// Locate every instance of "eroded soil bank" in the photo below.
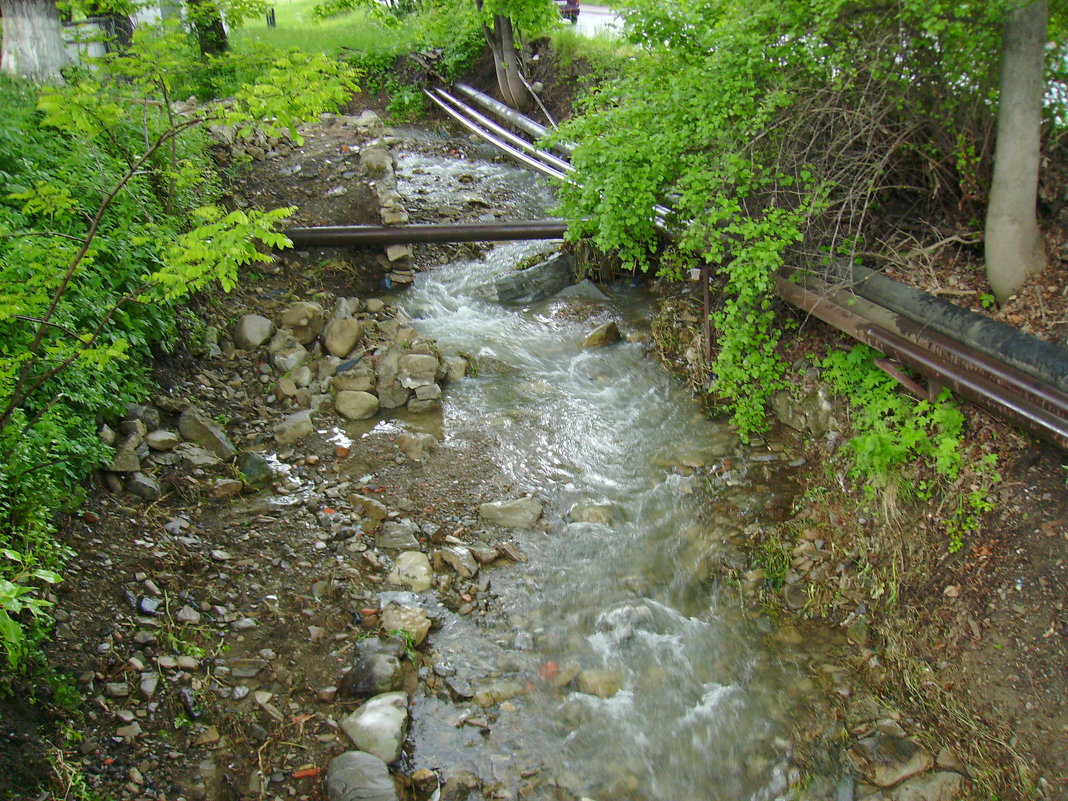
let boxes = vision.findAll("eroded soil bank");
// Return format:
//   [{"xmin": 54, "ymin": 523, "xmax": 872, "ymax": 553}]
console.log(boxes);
[{"xmin": 2, "ymin": 93, "xmax": 1065, "ymax": 801}]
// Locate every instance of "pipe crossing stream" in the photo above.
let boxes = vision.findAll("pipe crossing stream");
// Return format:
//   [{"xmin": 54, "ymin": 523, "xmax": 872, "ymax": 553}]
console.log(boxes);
[{"xmin": 383, "ymin": 141, "xmax": 837, "ymax": 800}]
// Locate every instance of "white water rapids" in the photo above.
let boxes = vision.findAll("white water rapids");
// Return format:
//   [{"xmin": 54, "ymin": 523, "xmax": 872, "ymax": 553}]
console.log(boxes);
[{"xmin": 385, "ymin": 143, "xmax": 823, "ymax": 801}]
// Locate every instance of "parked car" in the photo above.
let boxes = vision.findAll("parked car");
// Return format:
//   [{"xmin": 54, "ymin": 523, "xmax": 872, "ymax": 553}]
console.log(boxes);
[{"xmin": 556, "ymin": 0, "xmax": 579, "ymax": 23}]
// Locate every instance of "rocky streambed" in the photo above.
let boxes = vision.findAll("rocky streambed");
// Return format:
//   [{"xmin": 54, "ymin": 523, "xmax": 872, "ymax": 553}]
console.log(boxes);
[{"xmin": 31, "ymin": 111, "xmax": 982, "ymax": 801}]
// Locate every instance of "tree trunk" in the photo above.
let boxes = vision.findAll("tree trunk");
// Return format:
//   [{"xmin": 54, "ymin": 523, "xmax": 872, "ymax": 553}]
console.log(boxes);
[
  {"xmin": 474, "ymin": 0, "xmax": 530, "ymax": 112},
  {"xmin": 0, "ymin": 0, "xmax": 71, "ymax": 81},
  {"xmin": 985, "ymin": 0, "xmax": 1047, "ymax": 302},
  {"xmin": 495, "ymin": 15, "xmax": 530, "ymax": 113},
  {"xmin": 187, "ymin": 0, "xmax": 229, "ymax": 56}
]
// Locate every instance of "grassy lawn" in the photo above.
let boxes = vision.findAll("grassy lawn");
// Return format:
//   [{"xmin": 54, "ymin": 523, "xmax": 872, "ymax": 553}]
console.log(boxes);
[{"xmin": 233, "ymin": 0, "xmax": 417, "ymax": 58}]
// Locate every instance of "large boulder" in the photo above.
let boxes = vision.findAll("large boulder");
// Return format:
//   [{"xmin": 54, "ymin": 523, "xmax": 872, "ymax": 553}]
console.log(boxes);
[
  {"xmin": 478, "ymin": 497, "xmax": 543, "ymax": 528},
  {"xmin": 280, "ymin": 301, "xmax": 326, "ymax": 344},
  {"xmin": 326, "ymin": 751, "xmax": 397, "ymax": 801},
  {"xmin": 387, "ymin": 551, "xmax": 433, "ymax": 592},
  {"xmin": 582, "ymin": 320, "xmax": 621, "ymax": 348},
  {"xmin": 233, "ymin": 314, "xmax": 275, "ymax": 350},
  {"xmin": 325, "ymin": 318, "xmax": 365, "ymax": 358},
  {"xmin": 336, "ymin": 391, "xmax": 380, "ymax": 421},
  {"xmin": 178, "ymin": 408, "xmax": 235, "ymax": 461},
  {"xmin": 340, "ymin": 692, "xmax": 408, "ymax": 764},
  {"xmin": 492, "ymin": 252, "xmax": 573, "ymax": 303}
]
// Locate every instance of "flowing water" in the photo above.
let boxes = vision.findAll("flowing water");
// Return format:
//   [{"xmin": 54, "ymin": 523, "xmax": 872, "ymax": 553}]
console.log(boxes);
[{"xmin": 390, "ymin": 145, "xmax": 824, "ymax": 801}]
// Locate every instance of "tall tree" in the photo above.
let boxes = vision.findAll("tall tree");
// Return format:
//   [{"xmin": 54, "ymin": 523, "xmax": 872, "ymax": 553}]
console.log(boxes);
[
  {"xmin": 0, "ymin": 0, "xmax": 71, "ymax": 81},
  {"xmin": 476, "ymin": 0, "xmax": 529, "ymax": 111},
  {"xmin": 985, "ymin": 0, "xmax": 1048, "ymax": 302},
  {"xmin": 473, "ymin": 0, "xmax": 556, "ymax": 111},
  {"xmin": 187, "ymin": 0, "xmax": 230, "ymax": 56}
]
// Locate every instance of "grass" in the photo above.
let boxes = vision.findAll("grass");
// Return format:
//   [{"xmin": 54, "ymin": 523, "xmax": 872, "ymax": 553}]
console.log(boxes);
[{"xmin": 232, "ymin": 0, "xmax": 417, "ymax": 58}]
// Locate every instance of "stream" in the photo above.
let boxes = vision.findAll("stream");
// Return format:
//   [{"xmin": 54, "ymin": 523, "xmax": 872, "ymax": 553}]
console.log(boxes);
[{"xmin": 387, "ymin": 143, "xmax": 829, "ymax": 800}]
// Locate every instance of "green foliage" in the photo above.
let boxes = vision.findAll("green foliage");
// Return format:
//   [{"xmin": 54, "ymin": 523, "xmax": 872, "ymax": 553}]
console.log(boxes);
[
  {"xmin": 821, "ymin": 344, "xmax": 999, "ymax": 550},
  {"xmin": 0, "ymin": 26, "xmax": 358, "ymax": 672},
  {"xmin": 385, "ymin": 84, "xmax": 428, "ymax": 122},
  {"xmin": 387, "ymin": 628, "xmax": 419, "ymax": 665},
  {"xmin": 0, "ymin": 549, "xmax": 60, "ymax": 668},
  {"xmin": 553, "ymin": 0, "xmax": 1049, "ymax": 438},
  {"xmin": 822, "ymin": 345, "xmax": 966, "ymax": 485}
]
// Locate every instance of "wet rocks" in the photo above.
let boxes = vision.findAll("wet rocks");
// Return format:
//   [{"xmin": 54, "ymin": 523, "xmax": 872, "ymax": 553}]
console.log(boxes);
[
  {"xmin": 327, "ymin": 751, "xmax": 398, "ymax": 801},
  {"xmin": 491, "ymin": 251, "xmax": 574, "ymax": 304},
  {"xmin": 566, "ymin": 499, "xmax": 615, "ymax": 525},
  {"xmin": 379, "ymin": 602, "xmax": 431, "ymax": 644},
  {"xmin": 472, "ymin": 680, "xmax": 525, "ymax": 708},
  {"xmin": 576, "ymin": 668, "xmax": 623, "ymax": 698},
  {"xmin": 582, "ymin": 320, "xmax": 621, "ymax": 348},
  {"xmin": 848, "ymin": 733, "xmax": 933, "ymax": 787},
  {"xmin": 339, "ymin": 638, "xmax": 407, "ymax": 697},
  {"xmin": 340, "ymin": 692, "xmax": 409, "ymax": 763},
  {"xmin": 478, "ymin": 496, "xmax": 543, "ymax": 528}
]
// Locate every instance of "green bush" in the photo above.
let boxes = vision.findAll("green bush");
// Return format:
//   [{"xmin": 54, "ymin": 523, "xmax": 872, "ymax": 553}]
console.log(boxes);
[
  {"xmin": 0, "ymin": 36, "xmax": 358, "ymax": 672},
  {"xmin": 820, "ymin": 343, "xmax": 998, "ymax": 551}
]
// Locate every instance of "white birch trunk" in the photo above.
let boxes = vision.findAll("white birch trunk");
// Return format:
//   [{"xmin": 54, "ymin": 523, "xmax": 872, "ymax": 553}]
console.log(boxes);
[{"xmin": 0, "ymin": 0, "xmax": 71, "ymax": 82}]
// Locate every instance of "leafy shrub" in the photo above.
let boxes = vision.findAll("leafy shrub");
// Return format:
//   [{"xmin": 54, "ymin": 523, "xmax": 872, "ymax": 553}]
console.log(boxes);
[
  {"xmin": 0, "ymin": 35, "xmax": 358, "ymax": 671},
  {"xmin": 820, "ymin": 344, "xmax": 998, "ymax": 551}
]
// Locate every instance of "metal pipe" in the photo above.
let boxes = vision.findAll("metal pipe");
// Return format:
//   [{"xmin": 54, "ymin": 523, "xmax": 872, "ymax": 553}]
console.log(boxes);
[
  {"xmin": 434, "ymin": 89, "xmax": 574, "ymax": 174},
  {"xmin": 782, "ymin": 268, "xmax": 1068, "ymax": 420},
  {"xmin": 284, "ymin": 220, "xmax": 569, "ymax": 246},
  {"xmin": 864, "ymin": 324, "xmax": 1068, "ymax": 451},
  {"xmin": 775, "ymin": 273, "xmax": 1068, "ymax": 450},
  {"xmin": 453, "ymin": 82, "xmax": 575, "ymax": 153},
  {"xmin": 445, "ymin": 86, "xmax": 674, "ymax": 225},
  {"xmin": 837, "ymin": 263, "xmax": 1068, "ymax": 394},
  {"xmin": 423, "ymin": 90, "xmax": 573, "ymax": 184}
]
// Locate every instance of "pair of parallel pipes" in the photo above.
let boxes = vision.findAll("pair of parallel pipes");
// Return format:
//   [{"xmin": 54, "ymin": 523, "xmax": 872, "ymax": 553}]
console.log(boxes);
[{"xmin": 284, "ymin": 82, "xmax": 1068, "ymax": 450}]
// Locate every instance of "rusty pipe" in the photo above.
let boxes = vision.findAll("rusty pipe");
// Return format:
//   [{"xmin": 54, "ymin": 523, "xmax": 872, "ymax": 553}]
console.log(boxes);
[
  {"xmin": 775, "ymin": 273, "xmax": 1068, "ymax": 450},
  {"xmin": 284, "ymin": 220, "xmax": 569, "ymax": 246},
  {"xmin": 782, "ymin": 268, "xmax": 1068, "ymax": 420},
  {"xmin": 863, "ymin": 324, "xmax": 1068, "ymax": 450}
]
